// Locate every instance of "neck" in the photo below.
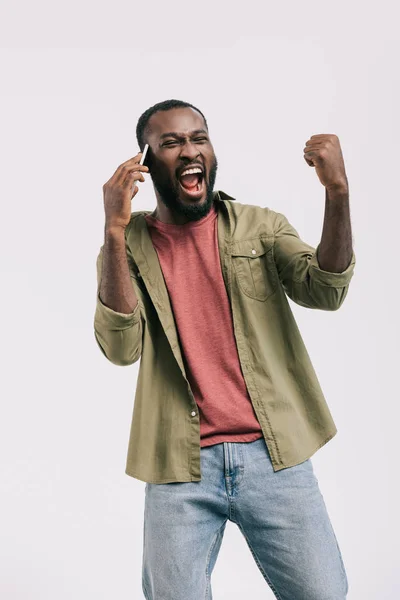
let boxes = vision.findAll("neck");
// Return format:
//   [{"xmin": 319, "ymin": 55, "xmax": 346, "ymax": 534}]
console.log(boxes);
[{"xmin": 153, "ymin": 203, "xmax": 192, "ymax": 225}]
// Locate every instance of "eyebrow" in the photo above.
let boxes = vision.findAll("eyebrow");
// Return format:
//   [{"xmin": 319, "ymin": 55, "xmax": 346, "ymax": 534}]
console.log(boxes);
[{"xmin": 159, "ymin": 129, "xmax": 208, "ymax": 141}]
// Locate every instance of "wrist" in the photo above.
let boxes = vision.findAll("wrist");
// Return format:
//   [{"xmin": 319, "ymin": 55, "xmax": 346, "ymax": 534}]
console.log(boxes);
[
  {"xmin": 105, "ymin": 223, "xmax": 127, "ymax": 237},
  {"xmin": 325, "ymin": 180, "xmax": 349, "ymax": 196}
]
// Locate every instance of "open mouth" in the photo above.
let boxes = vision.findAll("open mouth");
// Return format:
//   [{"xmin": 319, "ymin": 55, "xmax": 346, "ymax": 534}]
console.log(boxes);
[{"xmin": 178, "ymin": 170, "xmax": 205, "ymax": 199}]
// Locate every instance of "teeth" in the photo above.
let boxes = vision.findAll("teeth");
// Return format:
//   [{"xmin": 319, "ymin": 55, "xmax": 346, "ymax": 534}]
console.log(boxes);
[{"xmin": 180, "ymin": 167, "xmax": 203, "ymax": 177}]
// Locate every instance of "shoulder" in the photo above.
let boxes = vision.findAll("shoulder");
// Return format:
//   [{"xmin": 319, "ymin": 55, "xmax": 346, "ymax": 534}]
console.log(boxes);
[
  {"xmin": 125, "ymin": 210, "xmax": 153, "ymax": 235},
  {"xmin": 225, "ymin": 198, "xmax": 287, "ymax": 236}
]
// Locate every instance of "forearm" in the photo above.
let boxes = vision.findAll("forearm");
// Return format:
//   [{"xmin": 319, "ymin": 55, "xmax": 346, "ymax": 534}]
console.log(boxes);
[
  {"xmin": 317, "ymin": 185, "xmax": 353, "ymax": 273},
  {"xmin": 99, "ymin": 226, "xmax": 138, "ymax": 314}
]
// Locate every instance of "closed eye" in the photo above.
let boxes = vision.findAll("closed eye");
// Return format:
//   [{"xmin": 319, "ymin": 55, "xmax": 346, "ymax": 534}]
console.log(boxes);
[{"xmin": 163, "ymin": 137, "xmax": 208, "ymax": 147}]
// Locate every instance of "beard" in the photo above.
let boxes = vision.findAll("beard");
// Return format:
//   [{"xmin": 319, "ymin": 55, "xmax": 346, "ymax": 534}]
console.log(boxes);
[{"xmin": 150, "ymin": 155, "xmax": 219, "ymax": 222}]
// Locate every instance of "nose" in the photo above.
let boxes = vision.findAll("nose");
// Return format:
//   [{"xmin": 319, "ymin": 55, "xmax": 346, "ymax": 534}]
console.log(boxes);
[{"xmin": 179, "ymin": 141, "xmax": 201, "ymax": 161}]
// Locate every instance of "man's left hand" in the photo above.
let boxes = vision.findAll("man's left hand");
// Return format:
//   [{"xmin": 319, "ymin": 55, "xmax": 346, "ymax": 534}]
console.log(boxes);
[{"xmin": 304, "ymin": 134, "xmax": 348, "ymax": 192}]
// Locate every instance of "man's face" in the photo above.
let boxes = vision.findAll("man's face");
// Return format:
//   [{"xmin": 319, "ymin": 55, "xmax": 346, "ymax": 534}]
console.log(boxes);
[{"xmin": 144, "ymin": 107, "xmax": 218, "ymax": 221}]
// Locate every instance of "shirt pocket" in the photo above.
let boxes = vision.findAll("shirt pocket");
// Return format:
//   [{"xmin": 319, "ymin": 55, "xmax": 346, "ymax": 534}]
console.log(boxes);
[{"xmin": 230, "ymin": 237, "xmax": 277, "ymax": 301}]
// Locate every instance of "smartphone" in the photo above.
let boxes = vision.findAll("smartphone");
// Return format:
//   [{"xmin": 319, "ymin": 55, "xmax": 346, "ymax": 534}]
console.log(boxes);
[
  {"xmin": 140, "ymin": 143, "xmax": 149, "ymax": 166},
  {"xmin": 133, "ymin": 143, "xmax": 149, "ymax": 195}
]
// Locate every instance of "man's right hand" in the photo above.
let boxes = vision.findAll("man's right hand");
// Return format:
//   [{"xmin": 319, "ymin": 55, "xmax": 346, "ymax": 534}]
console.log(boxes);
[{"xmin": 102, "ymin": 152, "xmax": 150, "ymax": 230}]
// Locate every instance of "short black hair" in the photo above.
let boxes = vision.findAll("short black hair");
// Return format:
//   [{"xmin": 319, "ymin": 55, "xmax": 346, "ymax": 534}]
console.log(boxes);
[{"xmin": 136, "ymin": 99, "xmax": 208, "ymax": 151}]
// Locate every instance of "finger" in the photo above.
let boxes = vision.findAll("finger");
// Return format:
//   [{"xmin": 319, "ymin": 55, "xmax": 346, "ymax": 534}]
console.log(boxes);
[
  {"xmin": 122, "ymin": 170, "xmax": 145, "ymax": 187},
  {"xmin": 303, "ymin": 147, "xmax": 323, "ymax": 156},
  {"xmin": 124, "ymin": 153, "xmax": 148, "ymax": 166},
  {"xmin": 131, "ymin": 184, "xmax": 140, "ymax": 200},
  {"xmin": 304, "ymin": 142, "xmax": 328, "ymax": 151},
  {"xmin": 308, "ymin": 134, "xmax": 332, "ymax": 140},
  {"xmin": 116, "ymin": 164, "xmax": 149, "ymax": 186},
  {"xmin": 119, "ymin": 163, "xmax": 149, "ymax": 177},
  {"xmin": 121, "ymin": 152, "xmax": 144, "ymax": 165},
  {"xmin": 107, "ymin": 154, "xmax": 141, "ymax": 180},
  {"xmin": 304, "ymin": 144, "xmax": 328, "ymax": 156},
  {"xmin": 130, "ymin": 175, "xmax": 145, "ymax": 198},
  {"xmin": 304, "ymin": 151, "xmax": 326, "ymax": 167},
  {"xmin": 109, "ymin": 154, "xmax": 149, "ymax": 184}
]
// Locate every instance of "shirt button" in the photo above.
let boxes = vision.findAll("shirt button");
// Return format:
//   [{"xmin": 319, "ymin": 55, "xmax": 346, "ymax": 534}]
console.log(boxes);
[
  {"xmin": 191, "ymin": 411, "xmax": 196, "ymax": 417},
  {"xmin": 251, "ymin": 249, "xmax": 256, "ymax": 255}
]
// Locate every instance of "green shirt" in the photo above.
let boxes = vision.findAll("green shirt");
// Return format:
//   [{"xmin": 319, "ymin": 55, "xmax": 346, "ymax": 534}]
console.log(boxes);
[{"xmin": 94, "ymin": 190, "xmax": 356, "ymax": 483}]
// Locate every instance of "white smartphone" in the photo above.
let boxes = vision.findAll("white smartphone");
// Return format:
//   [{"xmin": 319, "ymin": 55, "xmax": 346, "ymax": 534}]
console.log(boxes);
[
  {"xmin": 140, "ymin": 143, "xmax": 149, "ymax": 166},
  {"xmin": 133, "ymin": 143, "xmax": 149, "ymax": 195}
]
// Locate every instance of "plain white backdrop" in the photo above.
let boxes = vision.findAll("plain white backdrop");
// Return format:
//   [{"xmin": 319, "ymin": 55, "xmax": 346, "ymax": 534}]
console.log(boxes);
[{"xmin": 1, "ymin": 1, "xmax": 399, "ymax": 598}]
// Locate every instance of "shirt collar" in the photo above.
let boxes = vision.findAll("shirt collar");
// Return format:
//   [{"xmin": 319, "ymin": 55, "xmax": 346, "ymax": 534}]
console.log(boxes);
[{"xmin": 214, "ymin": 190, "xmax": 236, "ymax": 202}]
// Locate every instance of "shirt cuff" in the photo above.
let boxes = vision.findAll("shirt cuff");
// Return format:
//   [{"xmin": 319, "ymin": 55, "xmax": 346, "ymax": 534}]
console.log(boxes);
[
  {"xmin": 95, "ymin": 292, "xmax": 142, "ymax": 329},
  {"xmin": 308, "ymin": 246, "xmax": 356, "ymax": 287}
]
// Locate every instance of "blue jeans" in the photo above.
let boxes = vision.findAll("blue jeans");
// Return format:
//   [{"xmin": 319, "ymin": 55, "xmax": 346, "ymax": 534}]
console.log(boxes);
[{"xmin": 142, "ymin": 437, "xmax": 348, "ymax": 599}]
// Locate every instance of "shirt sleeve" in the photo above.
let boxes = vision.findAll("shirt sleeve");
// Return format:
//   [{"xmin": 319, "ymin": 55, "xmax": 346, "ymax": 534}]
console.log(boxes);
[
  {"xmin": 93, "ymin": 240, "xmax": 143, "ymax": 365},
  {"xmin": 271, "ymin": 210, "xmax": 356, "ymax": 311}
]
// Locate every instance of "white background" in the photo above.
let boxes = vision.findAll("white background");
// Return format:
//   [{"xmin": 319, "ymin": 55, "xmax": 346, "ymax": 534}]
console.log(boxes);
[{"xmin": 1, "ymin": 1, "xmax": 399, "ymax": 598}]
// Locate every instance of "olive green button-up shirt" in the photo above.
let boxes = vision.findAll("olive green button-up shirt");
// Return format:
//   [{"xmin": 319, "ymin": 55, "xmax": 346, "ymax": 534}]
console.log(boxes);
[{"xmin": 94, "ymin": 190, "xmax": 356, "ymax": 484}]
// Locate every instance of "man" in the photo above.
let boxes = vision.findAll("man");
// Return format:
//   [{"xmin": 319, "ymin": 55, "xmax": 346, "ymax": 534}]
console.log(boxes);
[{"xmin": 94, "ymin": 99, "xmax": 355, "ymax": 600}]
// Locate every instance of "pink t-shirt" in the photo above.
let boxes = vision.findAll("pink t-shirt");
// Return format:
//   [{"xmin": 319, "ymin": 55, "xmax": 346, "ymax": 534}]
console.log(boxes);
[{"xmin": 144, "ymin": 202, "xmax": 263, "ymax": 447}]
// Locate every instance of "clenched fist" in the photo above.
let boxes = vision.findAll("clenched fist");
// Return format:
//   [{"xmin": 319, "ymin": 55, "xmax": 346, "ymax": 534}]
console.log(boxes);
[{"xmin": 304, "ymin": 134, "xmax": 348, "ymax": 192}]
